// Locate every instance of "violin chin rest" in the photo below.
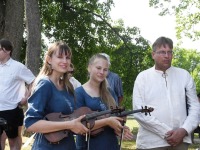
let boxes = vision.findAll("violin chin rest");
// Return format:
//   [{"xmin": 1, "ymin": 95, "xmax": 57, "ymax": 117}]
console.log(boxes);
[{"xmin": 44, "ymin": 130, "xmax": 69, "ymax": 143}]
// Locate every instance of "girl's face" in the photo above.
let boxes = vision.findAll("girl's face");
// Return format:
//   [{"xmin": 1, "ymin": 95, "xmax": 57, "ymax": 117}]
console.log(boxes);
[
  {"xmin": 88, "ymin": 58, "xmax": 109, "ymax": 83},
  {"xmin": 47, "ymin": 49, "xmax": 71, "ymax": 75}
]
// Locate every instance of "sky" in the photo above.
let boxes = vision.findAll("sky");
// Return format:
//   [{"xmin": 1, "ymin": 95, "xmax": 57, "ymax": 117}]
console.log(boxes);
[{"xmin": 110, "ymin": 0, "xmax": 200, "ymax": 51}]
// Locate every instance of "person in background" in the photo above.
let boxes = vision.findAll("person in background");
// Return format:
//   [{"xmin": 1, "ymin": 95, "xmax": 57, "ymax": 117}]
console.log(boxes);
[
  {"xmin": 1, "ymin": 88, "xmax": 29, "ymax": 150},
  {"xmin": 0, "ymin": 39, "xmax": 35, "ymax": 150},
  {"xmin": 195, "ymin": 93, "xmax": 200, "ymax": 150},
  {"xmin": 100, "ymin": 53, "xmax": 123, "ymax": 106},
  {"xmin": 132, "ymin": 36, "xmax": 200, "ymax": 150},
  {"xmin": 75, "ymin": 53, "xmax": 133, "ymax": 150},
  {"xmin": 24, "ymin": 41, "xmax": 88, "ymax": 150},
  {"xmin": 68, "ymin": 63, "xmax": 81, "ymax": 89}
]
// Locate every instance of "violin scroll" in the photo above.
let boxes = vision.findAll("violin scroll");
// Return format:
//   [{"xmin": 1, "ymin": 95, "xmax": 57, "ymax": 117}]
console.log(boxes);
[{"xmin": 141, "ymin": 106, "xmax": 154, "ymax": 116}]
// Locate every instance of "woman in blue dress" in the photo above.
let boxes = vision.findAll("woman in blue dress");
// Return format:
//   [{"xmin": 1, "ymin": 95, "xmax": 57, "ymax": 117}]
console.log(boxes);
[
  {"xmin": 24, "ymin": 41, "xmax": 88, "ymax": 150},
  {"xmin": 75, "ymin": 54, "xmax": 133, "ymax": 150}
]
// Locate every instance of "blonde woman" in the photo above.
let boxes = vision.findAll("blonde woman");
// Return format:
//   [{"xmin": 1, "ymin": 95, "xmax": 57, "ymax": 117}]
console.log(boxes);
[{"xmin": 75, "ymin": 54, "xmax": 133, "ymax": 150}]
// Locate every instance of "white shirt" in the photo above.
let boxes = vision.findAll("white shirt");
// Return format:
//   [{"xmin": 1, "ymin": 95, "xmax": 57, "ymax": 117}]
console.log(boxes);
[
  {"xmin": 132, "ymin": 66, "xmax": 200, "ymax": 149},
  {"xmin": 0, "ymin": 58, "xmax": 35, "ymax": 110},
  {"xmin": 69, "ymin": 77, "xmax": 81, "ymax": 89}
]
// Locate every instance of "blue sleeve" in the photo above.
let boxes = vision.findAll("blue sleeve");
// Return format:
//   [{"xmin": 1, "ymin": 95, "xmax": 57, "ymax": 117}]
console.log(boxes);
[
  {"xmin": 75, "ymin": 87, "xmax": 86, "ymax": 108},
  {"xmin": 114, "ymin": 75, "xmax": 123, "ymax": 97},
  {"xmin": 24, "ymin": 79, "xmax": 52, "ymax": 128}
]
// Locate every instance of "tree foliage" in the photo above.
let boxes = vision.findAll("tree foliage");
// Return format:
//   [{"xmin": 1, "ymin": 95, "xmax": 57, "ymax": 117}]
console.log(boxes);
[
  {"xmin": 172, "ymin": 48, "xmax": 200, "ymax": 93},
  {"xmin": 0, "ymin": 0, "xmax": 152, "ymax": 109},
  {"xmin": 38, "ymin": 0, "xmax": 152, "ymax": 109},
  {"xmin": 2, "ymin": 0, "xmax": 200, "ymax": 110},
  {"xmin": 149, "ymin": 0, "xmax": 200, "ymax": 40}
]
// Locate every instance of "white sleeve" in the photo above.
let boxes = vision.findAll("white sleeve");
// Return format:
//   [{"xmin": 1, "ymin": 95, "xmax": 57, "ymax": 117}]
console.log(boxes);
[
  {"xmin": 181, "ymin": 73, "xmax": 200, "ymax": 134},
  {"xmin": 132, "ymin": 73, "xmax": 172, "ymax": 139}
]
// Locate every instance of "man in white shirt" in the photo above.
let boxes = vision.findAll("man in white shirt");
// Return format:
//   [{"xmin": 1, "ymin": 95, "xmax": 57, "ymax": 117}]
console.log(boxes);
[
  {"xmin": 68, "ymin": 63, "xmax": 81, "ymax": 89},
  {"xmin": 0, "ymin": 39, "xmax": 35, "ymax": 150},
  {"xmin": 132, "ymin": 36, "xmax": 200, "ymax": 150}
]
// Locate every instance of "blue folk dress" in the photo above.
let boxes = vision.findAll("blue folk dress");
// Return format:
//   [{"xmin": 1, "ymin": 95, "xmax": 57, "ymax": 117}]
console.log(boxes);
[
  {"xmin": 75, "ymin": 86, "xmax": 119, "ymax": 150},
  {"xmin": 24, "ymin": 77, "xmax": 76, "ymax": 150}
]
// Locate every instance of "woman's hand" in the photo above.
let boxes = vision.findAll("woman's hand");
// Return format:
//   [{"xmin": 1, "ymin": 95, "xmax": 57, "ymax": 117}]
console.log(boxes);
[
  {"xmin": 68, "ymin": 115, "xmax": 89, "ymax": 135},
  {"xmin": 121, "ymin": 126, "xmax": 134, "ymax": 140},
  {"xmin": 105, "ymin": 117, "xmax": 124, "ymax": 133},
  {"xmin": 115, "ymin": 125, "xmax": 133, "ymax": 140}
]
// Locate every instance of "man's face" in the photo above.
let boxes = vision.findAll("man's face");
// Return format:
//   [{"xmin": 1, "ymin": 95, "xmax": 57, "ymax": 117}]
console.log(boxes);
[
  {"xmin": 152, "ymin": 45, "xmax": 173, "ymax": 72},
  {"xmin": 0, "ymin": 47, "xmax": 10, "ymax": 63}
]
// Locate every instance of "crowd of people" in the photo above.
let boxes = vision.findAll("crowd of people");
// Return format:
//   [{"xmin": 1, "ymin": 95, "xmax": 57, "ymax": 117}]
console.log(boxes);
[{"xmin": 0, "ymin": 36, "xmax": 200, "ymax": 150}]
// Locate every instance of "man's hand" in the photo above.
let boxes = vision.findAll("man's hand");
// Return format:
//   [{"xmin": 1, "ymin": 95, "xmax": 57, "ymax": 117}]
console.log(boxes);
[
  {"xmin": 165, "ymin": 128, "xmax": 187, "ymax": 147},
  {"xmin": 19, "ymin": 97, "xmax": 28, "ymax": 106},
  {"xmin": 18, "ymin": 86, "xmax": 29, "ymax": 107}
]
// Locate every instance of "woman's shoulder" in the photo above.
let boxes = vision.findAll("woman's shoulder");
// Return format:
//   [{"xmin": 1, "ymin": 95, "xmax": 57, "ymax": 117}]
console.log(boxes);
[
  {"xmin": 75, "ymin": 86, "xmax": 84, "ymax": 93},
  {"xmin": 34, "ymin": 76, "xmax": 53, "ymax": 90},
  {"xmin": 37, "ymin": 76, "xmax": 51, "ymax": 84},
  {"xmin": 75, "ymin": 86, "xmax": 92, "ymax": 98}
]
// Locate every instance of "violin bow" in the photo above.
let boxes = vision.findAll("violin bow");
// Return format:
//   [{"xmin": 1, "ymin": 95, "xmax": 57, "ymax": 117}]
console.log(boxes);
[
  {"xmin": 86, "ymin": 130, "xmax": 91, "ymax": 150},
  {"xmin": 119, "ymin": 120, "xmax": 126, "ymax": 150}
]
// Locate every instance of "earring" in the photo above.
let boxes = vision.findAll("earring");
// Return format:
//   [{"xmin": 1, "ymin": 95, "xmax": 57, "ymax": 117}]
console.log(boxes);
[{"xmin": 47, "ymin": 63, "xmax": 53, "ymax": 73}]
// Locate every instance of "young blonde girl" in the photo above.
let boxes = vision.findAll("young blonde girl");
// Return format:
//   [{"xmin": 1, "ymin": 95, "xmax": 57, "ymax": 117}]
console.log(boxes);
[{"xmin": 75, "ymin": 54, "xmax": 133, "ymax": 150}]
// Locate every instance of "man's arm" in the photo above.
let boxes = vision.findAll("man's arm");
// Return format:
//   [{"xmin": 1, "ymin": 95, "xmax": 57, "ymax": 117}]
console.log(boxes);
[
  {"xmin": 116, "ymin": 75, "xmax": 123, "ymax": 105},
  {"xmin": 181, "ymin": 73, "xmax": 200, "ymax": 134},
  {"xmin": 19, "ymin": 82, "xmax": 34, "ymax": 106},
  {"xmin": 133, "ymin": 73, "xmax": 172, "ymax": 139}
]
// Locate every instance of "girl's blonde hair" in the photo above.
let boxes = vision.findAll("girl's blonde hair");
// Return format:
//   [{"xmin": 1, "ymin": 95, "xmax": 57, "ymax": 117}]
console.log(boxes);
[
  {"xmin": 33, "ymin": 41, "xmax": 74, "ymax": 95},
  {"xmin": 88, "ymin": 53, "xmax": 116, "ymax": 108}
]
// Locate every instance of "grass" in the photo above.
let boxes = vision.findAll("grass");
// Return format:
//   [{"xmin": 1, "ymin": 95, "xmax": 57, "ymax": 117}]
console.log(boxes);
[
  {"xmin": 121, "ymin": 118, "xmax": 138, "ymax": 150},
  {"xmin": 5, "ymin": 118, "xmax": 200, "ymax": 150}
]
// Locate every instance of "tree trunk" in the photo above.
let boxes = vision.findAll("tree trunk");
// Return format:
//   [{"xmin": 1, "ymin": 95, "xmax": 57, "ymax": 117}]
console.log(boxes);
[
  {"xmin": 3, "ymin": 0, "xmax": 24, "ymax": 60},
  {"xmin": 25, "ymin": 0, "xmax": 41, "ymax": 75},
  {"xmin": 0, "ymin": 0, "xmax": 6, "ymax": 39}
]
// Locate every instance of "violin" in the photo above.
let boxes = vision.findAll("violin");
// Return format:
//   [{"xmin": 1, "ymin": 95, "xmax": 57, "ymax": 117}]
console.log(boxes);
[
  {"xmin": 44, "ymin": 106, "xmax": 154, "ymax": 143},
  {"xmin": 44, "ymin": 106, "xmax": 124, "ymax": 143}
]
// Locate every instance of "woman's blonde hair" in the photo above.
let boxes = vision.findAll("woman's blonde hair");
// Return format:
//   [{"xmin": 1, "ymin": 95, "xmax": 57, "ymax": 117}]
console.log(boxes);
[
  {"xmin": 88, "ymin": 53, "xmax": 116, "ymax": 108},
  {"xmin": 33, "ymin": 41, "xmax": 74, "ymax": 95}
]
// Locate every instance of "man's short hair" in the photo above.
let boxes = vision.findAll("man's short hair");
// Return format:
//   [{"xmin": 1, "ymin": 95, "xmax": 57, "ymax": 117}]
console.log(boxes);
[
  {"xmin": 152, "ymin": 36, "xmax": 173, "ymax": 52},
  {"xmin": 0, "ymin": 39, "xmax": 13, "ymax": 56}
]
